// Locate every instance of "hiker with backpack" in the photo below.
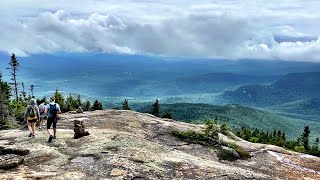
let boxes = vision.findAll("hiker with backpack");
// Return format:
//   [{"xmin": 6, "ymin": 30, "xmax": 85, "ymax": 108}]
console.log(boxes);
[
  {"xmin": 45, "ymin": 96, "xmax": 61, "ymax": 143},
  {"xmin": 24, "ymin": 99, "xmax": 40, "ymax": 138},
  {"xmin": 38, "ymin": 100, "xmax": 47, "ymax": 130}
]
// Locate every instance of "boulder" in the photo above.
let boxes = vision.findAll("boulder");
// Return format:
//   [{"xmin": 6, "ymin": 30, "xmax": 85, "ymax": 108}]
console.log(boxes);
[
  {"xmin": 76, "ymin": 107, "xmax": 84, "ymax": 113},
  {"xmin": 0, "ymin": 146, "xmax": 30, "ymax": 170},
  {"xmin": 0, "ymin": 146, "xmax": 30, "ymax": 156},
  {"xmin": 0, "ymin": 154, "xmax": 24, "ymax": 170},
  {"xmin": 218, "ymin": 146, "xmax": 240, "ymax": 161}
]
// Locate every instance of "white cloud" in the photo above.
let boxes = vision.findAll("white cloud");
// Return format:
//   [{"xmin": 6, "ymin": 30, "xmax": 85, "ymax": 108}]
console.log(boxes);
[{"xmin": 0, "ymin": 0, "xmax": 320, "ymax": 61}]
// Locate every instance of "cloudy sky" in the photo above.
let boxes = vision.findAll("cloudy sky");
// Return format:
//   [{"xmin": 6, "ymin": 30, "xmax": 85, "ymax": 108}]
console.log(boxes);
[{"xmin": 0, "ymin": 0, "xmax": 319, "ymax": 61}]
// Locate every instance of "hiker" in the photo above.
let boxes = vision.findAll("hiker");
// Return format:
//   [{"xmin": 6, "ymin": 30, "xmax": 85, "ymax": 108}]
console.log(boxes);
[
  {"xmin": 45, "ymin": 96, "xmax": 61, "ymax": 143},
  {"xmin": 24, "ymin": 98, "xmax": 40, "ymax": 138},
  {"xmin": 38, "ymin": 100, "xmax": 47, "ymax": 130}
]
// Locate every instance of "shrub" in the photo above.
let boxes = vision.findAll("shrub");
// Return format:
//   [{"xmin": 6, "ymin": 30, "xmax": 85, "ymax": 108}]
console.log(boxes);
[
  {"xmin": 171, "ymin": 130, "xmax": 207, "ymax": 145},
  {"xmin": 162, "ymin": 111, "xmax": 172, "ymax": 119},
  {"xmin": 294, "ymin": 145, "xmax": 305, "ymax": 153},
  {"xmin": 204, "ymin": 120, "xmax": 219, "ymax": 140},
  {"xmin": 220, "ymin": 123, "xmax": 231, "ymax": 136}
]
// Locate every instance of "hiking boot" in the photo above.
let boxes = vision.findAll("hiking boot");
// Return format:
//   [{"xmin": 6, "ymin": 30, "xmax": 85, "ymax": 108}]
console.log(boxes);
[
  {"xmin": 53, "ymin": 136, "xmax": 56, "ymax": 139},
  {"xmin": 32, "ymin": 135, "xmax": 35, "ymax": 138},
  {"xmin": 48, "ymin": 135, "xmax": 53, "ymax": 143},
  {"xmin": 28, "ymin": 133, "xmax": 32, "ymax": 137}
]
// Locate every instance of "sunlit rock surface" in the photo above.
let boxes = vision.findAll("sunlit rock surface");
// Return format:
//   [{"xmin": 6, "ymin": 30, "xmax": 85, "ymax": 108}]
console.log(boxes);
[{"xmin": 0, "ymin": 110, "xmax": 319, "ymax": 179}]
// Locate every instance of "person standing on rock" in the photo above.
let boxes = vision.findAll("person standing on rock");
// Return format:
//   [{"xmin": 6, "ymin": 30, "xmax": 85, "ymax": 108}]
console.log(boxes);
[
  {"xmin": 38, "ymin": 100, "xmax": 47, "ymax": 130},
  {"xmin": 45, "ymin": 96, "xmax": 61, "ymax": 143},
  {"xmin": 24, "ymin": 99, "xmax": 40, "ymax": 138}
]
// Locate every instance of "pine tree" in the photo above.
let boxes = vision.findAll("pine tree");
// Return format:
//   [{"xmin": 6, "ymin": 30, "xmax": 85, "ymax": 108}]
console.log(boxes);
[
  {"xmin": 8, "ymin": 53, "xmax": 19, "ymax": 102},
  {"xmin": 30, "ymin": 84, "xmax": 34, "ymax": 97},
  {"xmin": 151, "ymin": 99, "xmax": 160, "ymax": 117},
  {"xmin": 76, "ymin": 95, "xmax": 82, "ymax": 107},
  {"xmin": 122, "ymin": 99, "xmax": 131, "ymax": 110},
  {"xmin": 21, "ymin": 82, "xmax": 26, "ymax": 102},
  {"xmin": 84, "ymin": 100, "xmax": 91, "ymax": 111},
  {"xmin": 162, "ymin": 109, "xmax": 172, "ymax": 119},
  {"xmin": 0, "ymin": 73, "xmax": 11, "ymax": 129},
  {"xmin": 91, "ymin": 100, "xmax": 102, "ymax": 110},
  {"xmin": 66, "ymin": 93, "xmax": 74, "ymax": 111},
  {"xmin": 54, "ymin": 88, "xmax": 65, "ymax": 112},
  {"xmin": 302, "ymin": 126, "xmax": 311, "ymax": 151}
]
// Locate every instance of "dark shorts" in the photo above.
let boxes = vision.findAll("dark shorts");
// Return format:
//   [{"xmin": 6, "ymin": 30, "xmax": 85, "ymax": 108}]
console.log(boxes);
[
  {"xmin": 28, "ymin": 119, "xmax": 37, "ymax": 123},
  {"xmin": 47, "ymin": 118, "xmax": 58, "ymax": 129},
  {"xmin": 40, "ymin": 113, "xmax": 47, "ymax": 120}
]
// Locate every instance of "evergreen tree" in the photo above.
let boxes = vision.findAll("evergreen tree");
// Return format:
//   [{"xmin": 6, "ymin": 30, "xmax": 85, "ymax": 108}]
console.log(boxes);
[
  {"xmin": 122, "ymin": 99, "xmax": 131, "ymax": 110},
  {"xmin": 204, "ymin": 120, "xmax": 219, "ymax": 140},
  {"xmin": 8, "ymin": 53, "xmax": 19, "ymax": 102},
  {"xmin": 162, "ymin": 110, "xmax": 172, "ymax": 119},
  {"xmin": 302, "ymin": 126, "xmax": 311, "ymax": 151},
  {"xmin": 151, "ymin": 99, "xmax": 160, "ymax": 117},
  {"xmin": 65, "ymin": 93, "xmax": 75, "ymax": 111},
  {"xmin": 220, "ymin": 123, "xmax": 230, "ymax": 136},
  {"xmin": 310, "ymin": 138, "xmax": 320, "ymax": 156},
  {"xmin": 76, "ymin": 95, "xmax": 82, "ymax": 107},
  {"xmin": 0, "ymin": 73, "xmax": 11, "ymax": 129},
  {"xmin": 91, "ymin": 100, "xmax": 102, "ymax": 110},
  {"xmin": 273, "ymin": 130, "xmax": 277, "ymax": 137},
  {"xmin": 21, "ymin": 82, "xmax": 26, "ymax": 102},
  {"xmin": 30, "ymin": 84, "xmax": 34, "ymax": 97},
  {"xmin": 54, "ymin": 88, "xmax": 66, "ymax": 112},
  {"xmin": 84, "ymin": 100, "xmax": 91, "ymax": 111},
  {"xmin": 282, "ymin": 132, "xmax": 286, "ymax": 141}
]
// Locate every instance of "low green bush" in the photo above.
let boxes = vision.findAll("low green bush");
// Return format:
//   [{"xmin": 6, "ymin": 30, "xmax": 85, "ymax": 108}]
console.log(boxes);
[{"xmin": 294, "ymin": 145, "xmax": 305, "ymax": 153}]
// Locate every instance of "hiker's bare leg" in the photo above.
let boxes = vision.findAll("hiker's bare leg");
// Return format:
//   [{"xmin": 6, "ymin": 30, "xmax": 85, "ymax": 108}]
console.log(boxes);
[
  {"xmin": 27, "ymin": 122, "xmax": 32, "ymax": 133},
  {"xmin": 43, "ymin": 119, "xmax": 47, "ymax": 126},
  {"xmin": 47, "ymin": 128, "xmax": 53, "ymax": 136},
  {"xmin": 39, "ymin": 119, "xmax": 42, "ymax": 129},
  {"xmin": 53, "ymin": 128, "xmax": 56, "ymax": 137},
  {"xmin": 31, "ymin": 122, "xmax": 36, "ymax": 135}
]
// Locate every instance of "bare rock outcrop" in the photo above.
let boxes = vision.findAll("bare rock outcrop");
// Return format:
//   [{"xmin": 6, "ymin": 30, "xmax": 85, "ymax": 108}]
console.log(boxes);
[
  {"xmin": 0, "ymin": 146, "xmax": 29, "ymax": 170},
  {"xmin": 0, "ymin": 110, "xmax": 319, "ymax": 179},
  {"xmin": 0, "ymin": 154, "xmax": 24, "ymax": 170}
]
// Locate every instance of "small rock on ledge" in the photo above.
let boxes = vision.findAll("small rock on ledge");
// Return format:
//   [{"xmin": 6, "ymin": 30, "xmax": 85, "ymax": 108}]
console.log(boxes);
[{"xmin": 74, "ymin": 120, "xmax": 90, "ymax": 139}]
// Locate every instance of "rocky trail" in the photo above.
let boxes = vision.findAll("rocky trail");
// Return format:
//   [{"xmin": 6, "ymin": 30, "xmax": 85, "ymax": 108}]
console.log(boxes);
[{"xmin": 0, "ymin": 110, "xmax": 320, "ymax": 179}]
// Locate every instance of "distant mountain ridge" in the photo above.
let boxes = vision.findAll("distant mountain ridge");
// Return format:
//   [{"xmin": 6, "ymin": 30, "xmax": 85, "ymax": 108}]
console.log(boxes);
[
  {"xmin": 171, "ymin": 72, "xmax": 279, "ymax": 93},
  {"xmin": 138, "ymin": 103, "xmax": 320, "ymax": 139},
  {"xmin": 222, "ymin": 72, "xmax": 320, "ymax": 107},
  {"xmin": 1, "ymin": 53, "xmax": 320, "ymax": 99}
]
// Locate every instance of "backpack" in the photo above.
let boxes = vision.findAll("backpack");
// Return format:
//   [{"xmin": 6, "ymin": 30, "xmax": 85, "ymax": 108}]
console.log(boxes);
[
  {"xmin": 29, "ymin": 106, "xmax": 37, "ymax": 119},
  {"xmin": 39, "ymin": 104, "xmax": 46, "ymax": 114},
  {"xmin": 49, "ymin": 104, "xmax": 58, "ymax": 119}
]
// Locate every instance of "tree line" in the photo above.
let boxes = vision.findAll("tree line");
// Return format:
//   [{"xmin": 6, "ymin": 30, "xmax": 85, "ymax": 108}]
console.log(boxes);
[
  {"xmin": 0, "ymin": 53, "xmax": 104, "ymax": 129},
  {"xmin": 235, "ymin": 126, "xmax": 320, "ymax": 157}
]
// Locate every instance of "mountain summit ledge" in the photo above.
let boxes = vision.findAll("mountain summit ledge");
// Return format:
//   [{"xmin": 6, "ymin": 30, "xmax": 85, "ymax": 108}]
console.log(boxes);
[{"xmin": 1, "ymin": 110, "xmax": 320, "ymax": 179}]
